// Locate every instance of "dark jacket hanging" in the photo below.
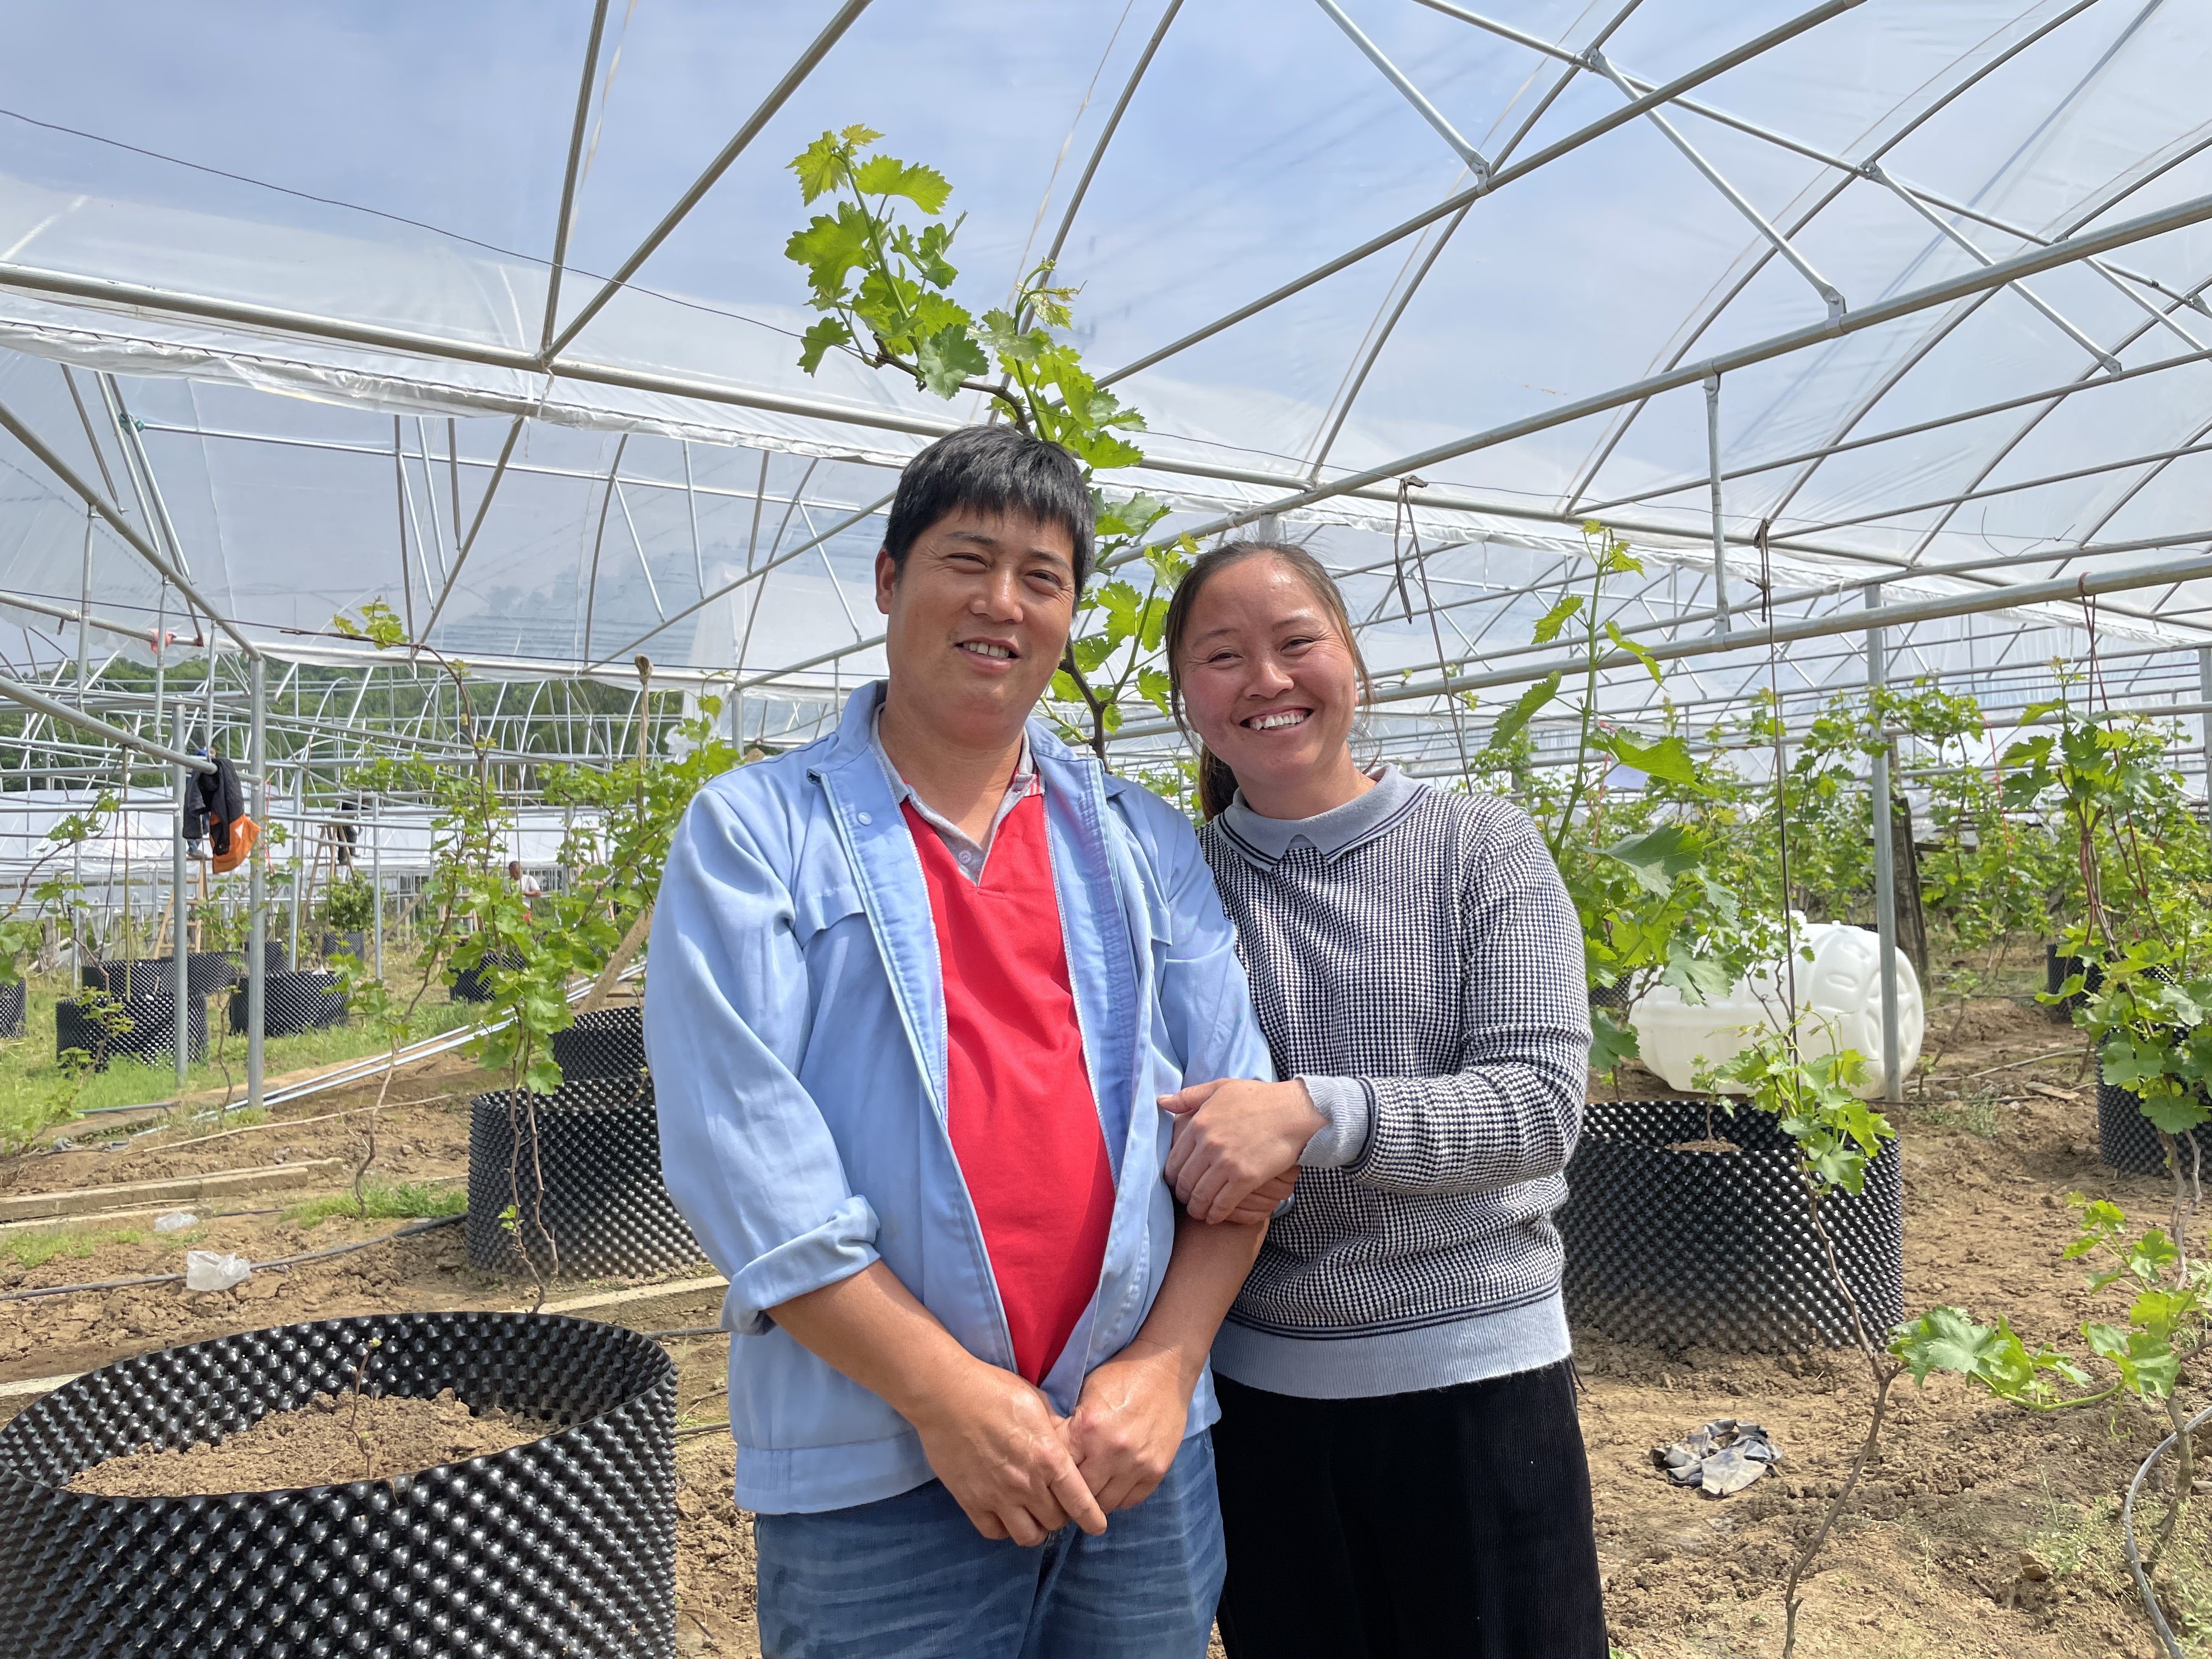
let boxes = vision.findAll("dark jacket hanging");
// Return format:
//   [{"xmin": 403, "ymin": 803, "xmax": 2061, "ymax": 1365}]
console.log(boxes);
[{"xmin": 190, "ymin": 753, "xmax": 246, "ymax": 855}]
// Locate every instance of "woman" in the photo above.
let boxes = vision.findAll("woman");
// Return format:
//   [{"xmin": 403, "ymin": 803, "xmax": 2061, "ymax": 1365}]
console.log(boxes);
[{"xmin": 1158, "ymin": 541, "xmax": 1606, "ymax": 1658}]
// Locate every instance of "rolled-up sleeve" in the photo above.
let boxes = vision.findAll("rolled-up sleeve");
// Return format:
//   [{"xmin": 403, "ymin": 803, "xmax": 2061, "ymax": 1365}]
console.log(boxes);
[{"xmin": 645, "ymin": 784, "xmax": 880, "ymax": 1334}]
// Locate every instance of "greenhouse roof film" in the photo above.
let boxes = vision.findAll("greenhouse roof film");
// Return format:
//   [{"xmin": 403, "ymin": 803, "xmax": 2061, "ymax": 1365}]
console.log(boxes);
[{"xmin": 0, "ymin": 1, "xmax": 2205, "ymax": 752}]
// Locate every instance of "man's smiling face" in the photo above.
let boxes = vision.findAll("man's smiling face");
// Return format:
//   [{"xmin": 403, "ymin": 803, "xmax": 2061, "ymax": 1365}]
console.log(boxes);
[{"xmin": 876, "ymin": 507, "xmax": 1079, "ymax": 748}]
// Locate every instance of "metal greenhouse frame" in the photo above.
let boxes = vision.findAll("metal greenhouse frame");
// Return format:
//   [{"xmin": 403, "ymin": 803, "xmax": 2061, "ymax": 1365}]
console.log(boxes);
[{"xmin": 2, "ymin": 1, "xmax": 2211, "ymax": 1102}]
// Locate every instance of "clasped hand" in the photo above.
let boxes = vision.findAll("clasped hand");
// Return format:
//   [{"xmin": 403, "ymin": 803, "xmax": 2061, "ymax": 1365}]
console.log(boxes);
[
  {"xmin": 916, "ymin": 1345, "xmax": 1198, "ymax": 1543},
  {"xmin": 1159, "ymin": 1077, "xmax": 1321, "ymax": 1223}
]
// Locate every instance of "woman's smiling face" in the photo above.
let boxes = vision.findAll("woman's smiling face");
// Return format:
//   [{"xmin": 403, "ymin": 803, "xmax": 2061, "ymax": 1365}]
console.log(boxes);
[{"xmin": 1176, "ymin": 555, "xmax": 1364, "ymax": 809}]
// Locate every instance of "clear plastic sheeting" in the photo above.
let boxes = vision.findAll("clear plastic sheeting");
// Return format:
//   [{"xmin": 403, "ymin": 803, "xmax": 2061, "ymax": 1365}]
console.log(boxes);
[{"xmin": 0, "ymin": 2, "xmax": 2204, "ymax": 751}]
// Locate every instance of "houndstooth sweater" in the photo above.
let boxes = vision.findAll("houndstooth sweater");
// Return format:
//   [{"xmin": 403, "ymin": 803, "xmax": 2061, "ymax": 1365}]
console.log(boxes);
[{"xmin": 1198, "ymin": 767, "xmax": 1592, "ymax": 1398}]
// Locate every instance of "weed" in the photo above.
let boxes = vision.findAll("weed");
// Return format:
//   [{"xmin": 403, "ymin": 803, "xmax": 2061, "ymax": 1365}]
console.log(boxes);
[
  {"xmin": 2024, "ymin": 1471, "xmax": 2115, "ymax": 1582},
  {"xmin": 1912, "ymin": 1089, "xmax": 2002, "ymax": 1139},
  {"xmin": 286, "ymin": 1181, "xmax": 464, "ymax": 1228}
]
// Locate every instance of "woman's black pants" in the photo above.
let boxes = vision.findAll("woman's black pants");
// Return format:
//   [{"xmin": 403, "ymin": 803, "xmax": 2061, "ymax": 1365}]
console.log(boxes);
[{"xmin": 1212, "ymin": 1362, "xmax": 1608, "ymax": 1658}]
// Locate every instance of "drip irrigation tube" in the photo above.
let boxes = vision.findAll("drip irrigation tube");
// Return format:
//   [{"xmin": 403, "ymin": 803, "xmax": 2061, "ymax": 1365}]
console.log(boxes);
[
  {"xmin": 2123, "ymin": 1400, "xmax": 2212, "ymax": 1659},
  {"xmin": 0, "ymin": 1212, "xmax": 462, "ymax": 1304}
]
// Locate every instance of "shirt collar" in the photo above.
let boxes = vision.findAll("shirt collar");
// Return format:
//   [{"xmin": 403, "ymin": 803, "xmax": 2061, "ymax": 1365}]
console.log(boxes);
[
  {"xmin": 1216, "ymin": 765, "xmax": 1420, "ymax": 866},
  {"xmin": 870, "ymin": 707, "xmax": 1038, "ymax": 864}
]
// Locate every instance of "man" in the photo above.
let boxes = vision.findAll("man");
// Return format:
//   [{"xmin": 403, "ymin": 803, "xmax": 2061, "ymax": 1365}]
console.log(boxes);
[{"xmin": 646, "ymin": 426, "xmax": 1282, "ymax": 1658}]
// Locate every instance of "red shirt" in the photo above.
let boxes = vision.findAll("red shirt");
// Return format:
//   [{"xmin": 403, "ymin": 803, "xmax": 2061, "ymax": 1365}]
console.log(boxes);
[{"xmin": 904, "ymin": 793, "xmax": 1117, "ymax": 1384}]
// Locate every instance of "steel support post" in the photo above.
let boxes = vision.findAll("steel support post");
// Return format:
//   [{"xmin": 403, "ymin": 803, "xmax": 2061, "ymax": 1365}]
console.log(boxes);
[
  {"xmin": 171, "ymin": 706, "xmax": 190, "ymax": 1089},
  {"xmin": 370, "ymin": 793, "xmax": 383, "ymax": 980},
  {"xmin": 2199, "ymin": 646, "xmax": 2212, "ymax": 845},
  {"xmin": 248, "ymin": 657, "xmax": 266, "ymax": 1113},
  {"xmin": 1706, "ymin": 374, "xmax": 1730, "ymax": 639},
  {"xmin": 1866, "ymin": 585, "xmax": 1902, "ymax": 1103},
  {"xmin": 287, "ymin": 767, "xmax": 303, "ymax": 972},
  {"xmin": 76, "ymin": 506, "xmax": 91, "ymax": 706}
]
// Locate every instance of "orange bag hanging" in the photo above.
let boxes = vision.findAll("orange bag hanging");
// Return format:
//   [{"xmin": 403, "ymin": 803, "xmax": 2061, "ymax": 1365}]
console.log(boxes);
[{"xmin": 212, "ymin": 815, "xmax": 259, "ymax": 875}]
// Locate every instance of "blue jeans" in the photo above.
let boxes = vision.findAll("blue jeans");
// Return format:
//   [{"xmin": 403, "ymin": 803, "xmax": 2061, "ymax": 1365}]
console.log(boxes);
[{"xmin": 754, "ymin": 1431, "xmax": 1224, "ymax": 1659}]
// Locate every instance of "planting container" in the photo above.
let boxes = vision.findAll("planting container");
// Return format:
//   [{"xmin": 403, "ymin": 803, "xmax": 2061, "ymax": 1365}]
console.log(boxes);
[
  {"xmin": 469, "ymin": 1076, "xmax": 703, "ymax": 1278},
  {"xmin": 0, "ymin": 978, "xmax": 22, "ymax": 1039},
  {"xmin": 1558, "ymin": 1097, "xmax": 1904, "ymax": 1351},
  {"xmin": 2045, "ymin": 943, "xmax": 2100, "ymax": 1015},
  {"xmin": 227, "ymin": 970, "xmax": 347, "ymax": 1038},
  {"xmin": 449, "ymin": 949, "xmax": 521, "ymax": 1005},
  {"xmin": 2096, "ymin": 1081, "xmax": 2212, "ymax": 1176},
  {"xmin": 55, "ymin": 992, "xmax": 206, "ymax": 1070},
  {"xmin": 86, "ymin": 953, "xmax": 239, "ymax": 1000},
  {"xmin": 320, "ymin": 929, "xmax": 368, "ymax": 962},
  {"xmin": 552, "ymin": 1006, "xmax": 647, "ymax": 1081},
  {"xmin": 0, "ymin": 1310, "xmax": 676, "ymax": 1658}
]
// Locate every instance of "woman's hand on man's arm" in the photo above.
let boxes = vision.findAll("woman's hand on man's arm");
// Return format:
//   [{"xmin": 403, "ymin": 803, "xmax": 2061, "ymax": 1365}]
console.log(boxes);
[{"xmin": 1160, "ymin": 1079, "xmax": 1322, "ymax": 1223}]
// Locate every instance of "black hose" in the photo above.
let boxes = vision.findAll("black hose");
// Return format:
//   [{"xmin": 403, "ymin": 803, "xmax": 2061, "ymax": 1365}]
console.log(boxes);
[
  {"xmin": 0, "ymin": 1213, "xmax": 464, "ymax": 1305},
  {"xmin": 643, "ymin": 1325, "xmax": 726, "ymax": 1342},
  {"xmin": 2121, "ymin": 1398, "xmax": 2212, "ymax": 1659}
]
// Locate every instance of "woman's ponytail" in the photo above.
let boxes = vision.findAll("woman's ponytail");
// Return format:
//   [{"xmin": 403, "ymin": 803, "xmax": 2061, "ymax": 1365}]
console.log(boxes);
[{"xmin": 1197, "ymin": 747, "xmax": 1239, "ymax": 821}]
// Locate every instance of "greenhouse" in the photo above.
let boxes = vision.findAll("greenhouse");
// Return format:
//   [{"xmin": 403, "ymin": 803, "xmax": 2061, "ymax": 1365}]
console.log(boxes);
[{"xmin": 2, "ymin": 1, "xmax": 2212, "ymax": 1655}]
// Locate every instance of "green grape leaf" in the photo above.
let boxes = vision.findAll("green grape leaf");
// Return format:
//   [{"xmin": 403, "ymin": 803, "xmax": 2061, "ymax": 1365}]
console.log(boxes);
[
  {"xmin": 1657, "ymin": 939, "xmax": 1734, "ymax": 1006},
  {"xmin": 1531, "ymin": 592, "xmax": 1583, "ymax": 645},
  {"xmin": 789, "ymin": 127, "xmax": 879, "ymax": 203},
  {"xmin": 914, "ymin": 324, "xmax": 988, "ymax": 399},
  {"xmin": 785, "ymin": 204, "xmax": 875, "ymax": 302},
  {"xmin": 853, "ymin": 153, "xmax": 952, "ymax": 214},
  {"xmin": 1891, "ymin": 1306, "xmax": 2032, "ymax": 1395},
  {"xmin": 1490, "ymin": 673, "xmax": 1561, "ymax": 746},
  {"xmin": 1601, "ymin": 823, "xmax": 1702, "ymax": 897},
  {"xmin": 2084, "ymin": 1321, "xmax": 2180, "ymax": 1399},
  {"xmin": 2137, "ymin": 1087, "xmax": 2210, "ymax": 1136},
  {"xmin": 1601, "ymin": 731, "xmax": 1706, "ymax": 792},
  {"xmin": 1588, "ymin": 1005, "xmax": 1640, "ymax": 1073},
  {"xmin": 1603, "ymin": 621, "xmax": 1662, "ymax": 684},
  {"xmin": 797, "ymin": 316, "xmax": 853, "ymax": 374}
]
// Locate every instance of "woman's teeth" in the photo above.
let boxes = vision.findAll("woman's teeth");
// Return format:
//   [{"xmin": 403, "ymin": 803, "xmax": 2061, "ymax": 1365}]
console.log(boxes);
[{"xmin": 1247, "ymin": 710, "xmax": 1308, "ymax": 730}]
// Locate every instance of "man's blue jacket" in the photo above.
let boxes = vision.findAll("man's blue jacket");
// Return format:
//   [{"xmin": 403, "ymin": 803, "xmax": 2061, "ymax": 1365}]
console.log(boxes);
[{"xmin": 645, "ymin": 682, "xmax": 1274, "ymax": 1514}]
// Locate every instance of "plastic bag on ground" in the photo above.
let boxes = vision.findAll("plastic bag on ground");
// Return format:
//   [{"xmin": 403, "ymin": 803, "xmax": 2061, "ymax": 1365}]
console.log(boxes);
[
  {"xmin": 153, "ymin": 1210, "xmax": 197, "ymax": 1233},
  {"xmin": 1652, "ymin": 1418, "xmax": 1781, "ymax": 1497},
  {"xmin": 183, "ymin": 1249, "xmax": 251, "ymax": 1291}
]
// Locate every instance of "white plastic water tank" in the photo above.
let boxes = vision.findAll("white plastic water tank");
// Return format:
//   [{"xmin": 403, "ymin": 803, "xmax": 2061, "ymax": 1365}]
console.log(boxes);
[{"xmin": 1628, "ymin": 921, "xmax": 1923, "ymax": 1100}]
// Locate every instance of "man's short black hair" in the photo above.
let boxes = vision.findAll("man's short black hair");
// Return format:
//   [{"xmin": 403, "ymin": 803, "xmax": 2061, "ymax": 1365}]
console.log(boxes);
[{"xmin": 882, "ymin": 425, "xmax": 1095, "ymax": 588}]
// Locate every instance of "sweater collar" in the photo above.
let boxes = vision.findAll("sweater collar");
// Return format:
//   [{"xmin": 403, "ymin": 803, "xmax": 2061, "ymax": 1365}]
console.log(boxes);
[{"xmin": 1215, "ymin": 764, "xmax": 1422, "ymax": 867}]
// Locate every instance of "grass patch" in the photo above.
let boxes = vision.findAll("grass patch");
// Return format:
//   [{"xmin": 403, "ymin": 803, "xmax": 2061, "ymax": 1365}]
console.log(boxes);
[
  {"xmin": 0, "ymin": 969, "xmax": 478, "ymax": 1127},
  {"xmin": 2, "ymin": 1224, "xmax": 148, "ymax": 1271},
  {"xmin": 285, "ymin": 1180, "xmax": 466, "ymax": 1229},
  {"xmin": 1911, "ymin": 1088, "xmax": 2002, "ymax": 1139}
]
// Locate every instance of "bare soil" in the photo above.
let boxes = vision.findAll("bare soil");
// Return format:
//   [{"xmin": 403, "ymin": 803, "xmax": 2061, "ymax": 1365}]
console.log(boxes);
[
  {"xmin": 8, "ymin": 990, "xmax": 2209, "ymax": 1657},
  {"xmin": 68, "ymin": 1387, "xmax": 556, "ymax": 1495},
  {"xmin": 18, "ymin": 1049, "xmax": 484, "ymax": 1194},
  {"xmin": 1585, "ymin": 993, "xmax": 2201, "ymax": 1659}
]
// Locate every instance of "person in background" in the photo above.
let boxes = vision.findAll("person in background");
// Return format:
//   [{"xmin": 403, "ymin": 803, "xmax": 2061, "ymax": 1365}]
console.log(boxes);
[
  {"xmin": 645, "ymin": 427, "xmax": 1284, "ymax": 1659},
  {"xmin": 508, "ymin": 859, "xmax": 541, "ymax": 916},
  {"xmin": 1158, "ymin": 540, "xmax": 1607, "ymax": 1658}
]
